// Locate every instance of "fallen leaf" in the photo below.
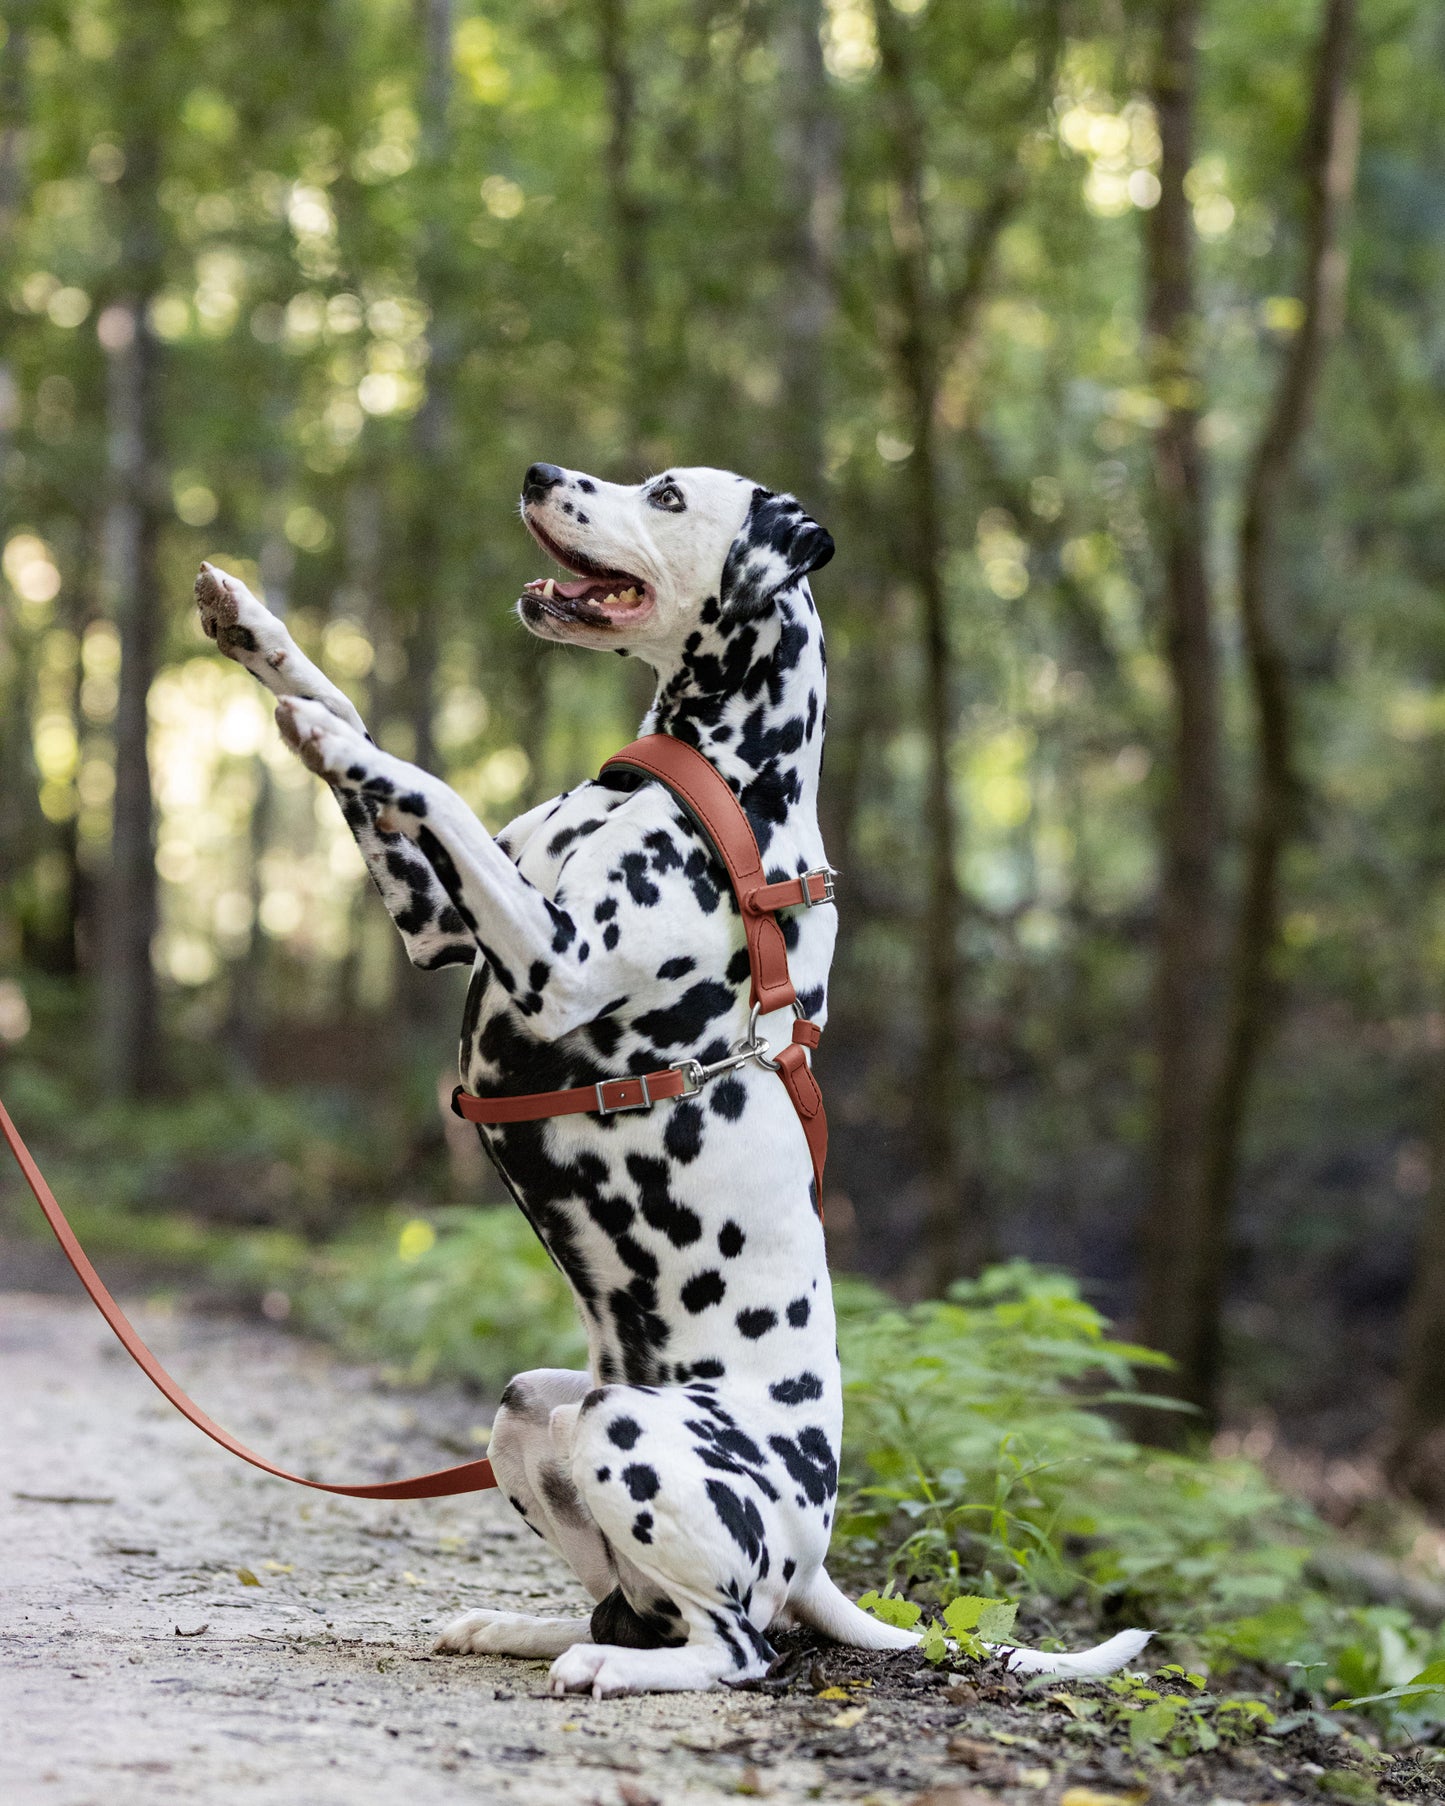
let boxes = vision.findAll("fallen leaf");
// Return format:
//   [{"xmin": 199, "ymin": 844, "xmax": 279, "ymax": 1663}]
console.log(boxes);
[
  {"xmin": 943, "ymin": 1681, "xmax": 978, "ymax": 1705},
  {"xmin": 617, "ymin": 1783, "xmax": 659, "ymax": 1806},
  {"xmin": 816, "ymin": 1685, "xmax": 850, "ymax": 1700},
  {"xmin": 1059, "ymin": 1789, "xmax": 1150, "ymax": 1806},
  {"xmin": 829, "ymin": 1705, "xmax": 868, "ymax": 1729},
  {"xmin": 235, "ymin": 1568, "xmax": 261, "ymax": 1587},
  {"xmin": 945, "ymin": 1736, "xmax": 998, "ymax": 1767},
  {"xmin": 1019, "ymin": 1769, "xmax": 1051, "ymax": 1789},
  {"xmin": 260, "ymin": 1561, "xmax": 293, "ymax": 1574},
  {"xmin": 173, "ymin": 1623, "xmax": 208, "ymax": 1638}
]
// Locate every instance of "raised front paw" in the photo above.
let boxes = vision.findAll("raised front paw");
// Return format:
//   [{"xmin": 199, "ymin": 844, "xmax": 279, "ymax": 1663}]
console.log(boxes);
[
  {"xmin": 195, "ymin": 562, "xmax": 285, "ymax": 669},
  {"xmin": 275, "ymin": 696, "xmax": 369, "ymax": 783}
]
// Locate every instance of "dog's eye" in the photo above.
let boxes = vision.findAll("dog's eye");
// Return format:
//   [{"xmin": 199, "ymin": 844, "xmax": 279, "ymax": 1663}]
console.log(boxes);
[{"xmin": 649, "ymin": 480, "xmax": 686, "ymax": 513}]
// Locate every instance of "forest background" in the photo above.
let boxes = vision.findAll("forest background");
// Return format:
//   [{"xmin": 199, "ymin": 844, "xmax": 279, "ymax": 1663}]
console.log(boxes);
[{"xmin": 6, "ymin": 0, "xmax": 1445, "ymax": 1688}]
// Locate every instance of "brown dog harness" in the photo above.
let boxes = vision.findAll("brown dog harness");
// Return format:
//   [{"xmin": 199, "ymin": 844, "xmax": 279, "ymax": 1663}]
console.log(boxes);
[
  {"xmin": 452, "ymin": 734, "xmax": 831, "ymax": 1205},
  {"xmin": 0, "ymin": 732, "xmax": 832, "ymax": 1500}
]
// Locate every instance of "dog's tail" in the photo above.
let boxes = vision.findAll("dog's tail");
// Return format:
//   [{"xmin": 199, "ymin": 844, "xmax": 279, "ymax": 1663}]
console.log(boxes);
[{"xmin": 789, "ymin": 1570, "xmax": 1151, "ymax": 1681}]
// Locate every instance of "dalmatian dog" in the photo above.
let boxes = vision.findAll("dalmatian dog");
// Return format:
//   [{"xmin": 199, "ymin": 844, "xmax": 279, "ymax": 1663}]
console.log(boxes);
[{"xmin": 195, "ymin": 463, "xmax": 1149, "ymax": 1697}]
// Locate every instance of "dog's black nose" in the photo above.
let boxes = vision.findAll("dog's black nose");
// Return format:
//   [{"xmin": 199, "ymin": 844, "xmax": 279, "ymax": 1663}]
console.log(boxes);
[{"xmin": 522, "ymin": 463, "xmax": 565, "ymax": 503}]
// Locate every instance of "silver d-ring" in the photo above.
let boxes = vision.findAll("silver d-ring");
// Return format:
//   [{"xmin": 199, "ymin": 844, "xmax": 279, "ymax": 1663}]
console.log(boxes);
[{"xmin": 748, "ymin": 999, "xmax": 805, "ymax": 1072}]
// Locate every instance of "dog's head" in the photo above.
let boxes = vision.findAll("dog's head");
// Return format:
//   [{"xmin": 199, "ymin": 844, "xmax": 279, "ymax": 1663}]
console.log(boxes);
[{"xmin": 516, "ymin": 464, "xmax": 833, "ymax": 657}]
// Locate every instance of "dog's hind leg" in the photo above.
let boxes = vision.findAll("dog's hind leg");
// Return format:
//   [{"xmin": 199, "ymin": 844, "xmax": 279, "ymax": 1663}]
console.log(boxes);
[{"xmin": 434, "ymin": 1370, "xmax": 614, "ymax": 1661}]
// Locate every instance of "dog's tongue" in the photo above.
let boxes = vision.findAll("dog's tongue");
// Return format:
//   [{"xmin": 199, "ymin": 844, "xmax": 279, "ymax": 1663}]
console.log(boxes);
[{"xmin": 556, "ymin": 577, "xmax": 601, "ymax": 600}]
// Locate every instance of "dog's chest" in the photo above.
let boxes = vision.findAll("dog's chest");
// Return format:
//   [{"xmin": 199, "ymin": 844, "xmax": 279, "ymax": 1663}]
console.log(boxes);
[{"xmin": 458, "ymin": 776, "xmax": 838, "ymax": 1388}]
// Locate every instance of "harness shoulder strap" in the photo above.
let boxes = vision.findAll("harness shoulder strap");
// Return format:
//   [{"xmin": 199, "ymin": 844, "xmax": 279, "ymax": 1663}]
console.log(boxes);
[
  {"xmin": 603, "ymin": 736, "xmax": 794, "ymax": 1011},
  {"xmin": 0, "ymin": 1096, "xmax": 497, "ymax": 1498},
  {"xmin": 601, "ymin": 735, "xmax": 829, "ymax": 1203}
]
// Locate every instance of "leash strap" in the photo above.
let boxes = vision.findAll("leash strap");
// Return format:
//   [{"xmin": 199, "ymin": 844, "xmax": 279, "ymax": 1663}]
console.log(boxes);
[
  {"xmin": 456, "ymin": 736, "xmax": 831, "ymax": 1205},
  {"xmin": 0, "ymin": 1094, "xmax": 497, "ymax": 1498},
  {"xmin": 1, "ymin": 735, "xmax": 832, "ymax": 1496}
]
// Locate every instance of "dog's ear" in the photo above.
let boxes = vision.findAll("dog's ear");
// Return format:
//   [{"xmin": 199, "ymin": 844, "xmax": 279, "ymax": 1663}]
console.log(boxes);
[{"xmin": 719, "ymin": 488, "xmax": 835, "ymax": 621}]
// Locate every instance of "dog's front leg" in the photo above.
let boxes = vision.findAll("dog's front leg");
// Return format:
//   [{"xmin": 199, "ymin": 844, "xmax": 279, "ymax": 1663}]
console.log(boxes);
[
  {"xmin": 197, "ymin": 565, "xmax": 476, "ymax": 971},
  {"xmin": 276, "ymin": 699, "xmax": 606, "ymax": 1037}
]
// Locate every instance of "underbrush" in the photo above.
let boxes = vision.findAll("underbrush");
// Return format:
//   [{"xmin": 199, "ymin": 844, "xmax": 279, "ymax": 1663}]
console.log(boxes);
[{"xmin": 5, "ymin": 1060, "xmax": 1444, "ymax": 1748}]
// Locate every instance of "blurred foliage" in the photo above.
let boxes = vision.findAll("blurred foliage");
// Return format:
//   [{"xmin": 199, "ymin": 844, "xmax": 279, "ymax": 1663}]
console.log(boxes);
[
  {"xmin": 4, "ymin": 1, "xmax": 1445, "ymax": 1318},
  {"xmin": 203, "ymin": 1209, "xmax": 1445, "ymax": 1740},
  {"xmin": 4, "ymin": 0, "xmax": 1445, "ymax": 1738}
]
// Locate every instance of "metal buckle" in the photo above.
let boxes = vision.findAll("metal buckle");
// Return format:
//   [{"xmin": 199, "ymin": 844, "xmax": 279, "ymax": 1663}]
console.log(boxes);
[
  {"xmin": 595, "ymin": 1074, "xmax": 653, "ymax": 1115},
  {"xmin": 746, "ymin": 1000, "xmax": 808, "ymax": 1071},
  {"xmin": 799, "ymin": 866, "xmax": 836, "ymax": 909}
]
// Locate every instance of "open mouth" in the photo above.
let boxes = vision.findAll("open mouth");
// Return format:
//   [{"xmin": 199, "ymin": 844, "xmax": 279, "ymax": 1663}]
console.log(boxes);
[{"xmin": 520, "ymin": 514, "xmax": 654, "ymax": 629}]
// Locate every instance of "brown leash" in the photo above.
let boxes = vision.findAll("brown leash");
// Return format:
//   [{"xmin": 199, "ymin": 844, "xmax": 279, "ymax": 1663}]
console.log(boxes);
[{"xmin": 0, "ymin": 733, "xmax": 831, "ymax": 1499}]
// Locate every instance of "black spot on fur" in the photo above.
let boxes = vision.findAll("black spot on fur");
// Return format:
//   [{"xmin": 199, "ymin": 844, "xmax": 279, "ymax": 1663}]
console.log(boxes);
[
  {"xmin": 704, "ymin": 1479, "xmax": 766, "ymax": 1565},
  {"xmin": 787, "ymin": 1295, "xmax": 811, "ymax": 1328},
  {"xmin": 681, "ymin": 1269, "xmax": 726, "ymax": 1313},
  {"xmin": 607, "ymin": 1416, "xmax": 642, "ymax": 1450},
  {"xmin": 663, "ymin": 1099, "xmax": 704, "ymax": 1163},
  {"xmin": 623, "ymin": 1462, "xmax": 659, "ymax": 1501},
  {"xmin": 717, "ymin": 1221, "xmax": 745, "ymax": 1258},
  {"xmin": 736, "ymin": 1307, "xmax": 777, "ymax": 1340},
  {"xmin": 770, "ymin": 1371, "xmax": 824, "ymax": 1405},
  {"xmin": 710, "ymin": 1076, "xmax": 747, "ymax": 1120},
  {"xmin": 589, "ymin": 1585, "xmax": 686, "ymax": 1649}
]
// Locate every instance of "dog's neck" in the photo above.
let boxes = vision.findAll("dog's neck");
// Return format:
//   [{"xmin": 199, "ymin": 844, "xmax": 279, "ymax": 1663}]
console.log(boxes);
[{"xmin": 638, "ymin": 584, "xmax": 826, "ymax": 853}]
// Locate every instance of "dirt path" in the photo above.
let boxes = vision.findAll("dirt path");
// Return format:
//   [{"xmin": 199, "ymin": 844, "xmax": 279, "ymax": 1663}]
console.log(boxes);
[
  {"xmin": 4, "ymin": 1290, "xmax": 1426, "ymax": 1806},
  {"xmin": 0, "ymin": 1290, "xmax": 966, "ymax": 1806}
]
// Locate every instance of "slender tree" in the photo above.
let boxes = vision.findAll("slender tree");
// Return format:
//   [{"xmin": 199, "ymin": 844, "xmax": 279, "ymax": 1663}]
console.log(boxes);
[
  {"xmin": 869, "ymin": 0, "xmax": 1060, "ymax": 1291},
  {"xmin": 1137, "ymin": 0, "xmax": 1360, "ymax": 1431},
  {"xmin": 1134, "ymin": 0, "xmax": 1224, "ymax": 1426},
  {"xmin": 773, "ymin": 0, "xmax": 837, "ymax": 503},
  {"xmin": 1197, "ymin": 0, "xmax": 1360, "ymax": 1417},
  {"xmin": 97, "ymin": 3, "xmax": 172, "ymax": 1096},
  {"xmin": 596, "ymin": 0, "xmax": 653, "ymax": 463}
]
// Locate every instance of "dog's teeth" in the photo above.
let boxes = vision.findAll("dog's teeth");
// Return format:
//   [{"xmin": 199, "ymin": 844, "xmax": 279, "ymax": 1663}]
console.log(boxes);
[
  {"xmin": 617, "ymin": 587, "xmax": 638, "ymax": 605},
  {"xmin": 542, "ymin": 579, "xmax": 556, "ymax": 598},
  {"xmin": 601, "ymin": 592, "xmax": 618, "ymax": 606}
]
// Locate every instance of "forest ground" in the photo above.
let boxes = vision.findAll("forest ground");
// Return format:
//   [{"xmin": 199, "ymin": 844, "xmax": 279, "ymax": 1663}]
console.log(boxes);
[{"xmin": 0, "ymin": 1273, "xmax": 1432, "ymax": 1806}]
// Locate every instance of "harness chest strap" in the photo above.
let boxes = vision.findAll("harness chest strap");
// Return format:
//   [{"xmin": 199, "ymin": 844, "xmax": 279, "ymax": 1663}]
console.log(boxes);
[{"xmin": 453, "ymin": 734, "xmax": 832, "ymax": 1205}]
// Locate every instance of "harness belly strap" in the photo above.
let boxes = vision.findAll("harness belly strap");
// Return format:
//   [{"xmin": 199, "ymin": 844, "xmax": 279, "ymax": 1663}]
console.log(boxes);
[{"xmin": 453, "ymin": 734, "xmax": 834, "ymax": 1208}]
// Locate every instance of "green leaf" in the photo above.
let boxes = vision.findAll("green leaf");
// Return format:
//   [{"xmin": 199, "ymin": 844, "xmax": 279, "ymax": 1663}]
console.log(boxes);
[
  {"xmin": 976, "ymin": 1600, "xmax": 1018, "ymax": 1642},
  {"xmin": 941, "ymin": 1595, "xmax": 991, "ymax": 1635},
  {"xmin": 1128, "ymin": 1698, "xmax": 1181, "ymax": 1749},
  {"xmin": 858, "ymin": 1589, "xmax": 922, "ymax": 1631}
]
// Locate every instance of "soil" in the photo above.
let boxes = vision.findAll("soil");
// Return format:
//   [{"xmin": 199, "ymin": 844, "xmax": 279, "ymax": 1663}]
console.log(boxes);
[{"xmin": 2, "ymin": 1287, "xmax": 1439, "ymax": 1806}]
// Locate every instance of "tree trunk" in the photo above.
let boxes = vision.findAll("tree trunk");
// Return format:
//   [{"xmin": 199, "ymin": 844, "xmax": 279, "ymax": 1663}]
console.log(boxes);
[
  {"xmin": 1196, "ymin": 0, "xmax": 1359, "ymax": 1419},
  {"xmin": 1135, "ymin": 0, "xmax": 1223, "ymax": 1430},
  {"xmin": 96, "ymin": 43, "xmax": 165, "ymax": 1096},
  {"xmin": 871, "ymin": 1, "xmax": 976, "ymax": 1289},
  {"xmin": 870, "ymin": 3, "xmax": 1058, "ymax": 1291},
  {"xmin": 773, "ymin": 0, "xmax": 837, "ymax": 502},
  {"xmin": 1390, "ymin": 1071, "xmax": 1445, "ymax": 1512},
  {"xmin": 596, "ymin": 0, "xmax": 652, "ymax": 464}
]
